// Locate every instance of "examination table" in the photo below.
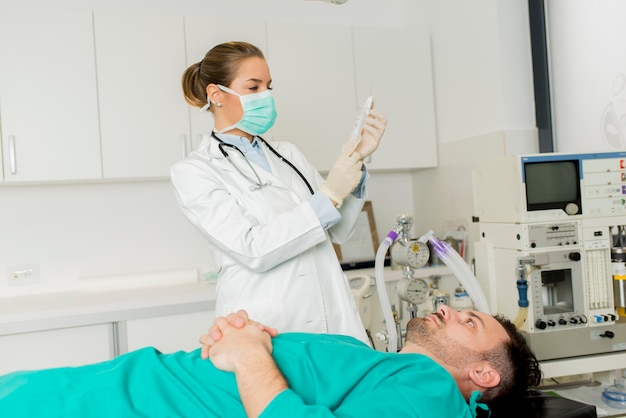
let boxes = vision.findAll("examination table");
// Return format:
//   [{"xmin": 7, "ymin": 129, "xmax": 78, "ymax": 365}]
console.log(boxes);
[{"xmin": 479, "ymin": 391, "xmax": 597, "ymax": 418}]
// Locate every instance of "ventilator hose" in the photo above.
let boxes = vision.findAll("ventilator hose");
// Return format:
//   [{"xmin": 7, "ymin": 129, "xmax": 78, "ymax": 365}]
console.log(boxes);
[{"xmin": 375, "ymin": 231, "xmax": 398, "ymax": 352}]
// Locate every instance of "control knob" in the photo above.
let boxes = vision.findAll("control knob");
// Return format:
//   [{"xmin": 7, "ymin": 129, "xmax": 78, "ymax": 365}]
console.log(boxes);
[
  {"xmin": 535, "ymin": 320, "xmax": 547, "ymax": 330},
  {"xmin": 569, "ymin": 252, "xmax": 581, "ymax": 261}
]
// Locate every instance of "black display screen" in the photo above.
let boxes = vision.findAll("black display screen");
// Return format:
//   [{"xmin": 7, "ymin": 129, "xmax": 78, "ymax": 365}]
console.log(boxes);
[{"xmin": 524, "ymin": 160, "xmax": 581, "ymax": 212}]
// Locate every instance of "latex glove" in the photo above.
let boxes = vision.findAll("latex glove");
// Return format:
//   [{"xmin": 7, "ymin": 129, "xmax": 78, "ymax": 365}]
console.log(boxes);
[
  {"xmin": 349, "ymin": 107, "xmax": 387, "ymax": 160},
  {"xmin": 320, "ymin": 145, "xmax": 363, "ymax": 208}
]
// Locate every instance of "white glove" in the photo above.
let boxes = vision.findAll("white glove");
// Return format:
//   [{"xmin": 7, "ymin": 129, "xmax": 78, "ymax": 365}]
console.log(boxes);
[
  {"xmin": 320, "ymin": 146, "xmax": 363, "ymax": 208},
  {"xmin": 349, "ymin": 107, "xmax": 387, "ymax": 160}
]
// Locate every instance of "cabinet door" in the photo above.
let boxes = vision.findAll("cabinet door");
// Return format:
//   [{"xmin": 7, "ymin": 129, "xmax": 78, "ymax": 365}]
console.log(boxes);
[
  {"xmin": 184, "ymin": 17, "xmax": 268, "ymax": 151},
  {"xmin": 124, "ymin": 311, "xmax": 215, "ymax": 354},
  {"xmin": 353, "ymin": 27, "xmax": 438, "ymax": 170},
  {"xmin": 266, "ymin": 22, "xmax": 356, "ymax": 172},
  {"xmin": 94, "ymin": 12, "xmax": 189, "ymax": 179},
  {"xmin": 0, "ymin": 7, "xmax": 101, "ymax": 182},
  {"xmin": 0, "ymin": 324, "xmax": 113, "ymax": 375}
]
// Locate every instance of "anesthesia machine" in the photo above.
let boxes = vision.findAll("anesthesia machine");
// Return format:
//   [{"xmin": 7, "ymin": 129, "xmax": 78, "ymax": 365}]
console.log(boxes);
[
  {"xmin": 374, "ymin": 214, "xmax": 490, "ymax": 352},
  {"xmin": 474, "ymin": 151, "xmax": 626, "ymax": 360}
]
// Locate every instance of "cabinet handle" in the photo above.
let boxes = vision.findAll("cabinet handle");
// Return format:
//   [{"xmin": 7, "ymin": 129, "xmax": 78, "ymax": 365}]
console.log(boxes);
[
  {"xmin": 180, "ymin": 134, "xmax": 188, "ymax": 158},
  {"xmin": 8, "ymin": 135, "xmax": 16, "ymax": 174}
]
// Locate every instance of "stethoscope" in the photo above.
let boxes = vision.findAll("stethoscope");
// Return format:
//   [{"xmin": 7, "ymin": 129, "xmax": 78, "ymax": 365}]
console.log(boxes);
[{"xmin": 211, "ymin": 132, "xmax": 314, "ymax": 194}]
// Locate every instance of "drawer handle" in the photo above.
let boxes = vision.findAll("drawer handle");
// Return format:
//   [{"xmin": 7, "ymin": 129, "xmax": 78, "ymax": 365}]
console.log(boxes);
[{"xmin": 8, "ymin": 135, "xmax": 16, "ymax": 174}]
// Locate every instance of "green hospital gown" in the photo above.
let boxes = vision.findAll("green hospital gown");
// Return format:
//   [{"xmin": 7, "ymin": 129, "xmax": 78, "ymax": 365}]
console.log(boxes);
[{"xmin": 0, "ymin": 333, "xmax": 479, "ymax": 418}]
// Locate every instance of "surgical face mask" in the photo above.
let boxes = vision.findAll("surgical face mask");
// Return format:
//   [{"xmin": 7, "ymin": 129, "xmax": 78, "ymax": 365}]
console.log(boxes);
[{"xmin": 215, "ymin": 84, "xmax": 277, "ymax": 136}]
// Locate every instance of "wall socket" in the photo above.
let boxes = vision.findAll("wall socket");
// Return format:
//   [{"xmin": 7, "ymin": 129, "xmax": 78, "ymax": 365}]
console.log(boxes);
[{"xmin": 7, "ymin": 265, "xmax": 40, "ymax": 285}]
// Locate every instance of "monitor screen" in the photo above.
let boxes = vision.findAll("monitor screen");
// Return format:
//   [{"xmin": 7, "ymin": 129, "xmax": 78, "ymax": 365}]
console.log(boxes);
[{"xmin": 524, "ymin": 160, "xmax": 581, "ymax": 211}]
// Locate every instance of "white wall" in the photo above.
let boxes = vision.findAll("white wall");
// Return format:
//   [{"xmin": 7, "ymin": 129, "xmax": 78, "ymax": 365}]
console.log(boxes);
[
  {"xmin": 546, "ymin": 0, "xmax": 626, "ymax": 153},
  {"xmin": 0, "ymin": 0, "xmax": 536, "ymax": 297},
  {"xmin": 408, "ymin": 0, "xmax": 538, "ymax": 265},
  {"xmin": 409, "ymin": 0, "xmax": 535, "ymax": 144},
  {"xmin": 0, "ymin": 181, "xmax": 219, "ymax": 296}
]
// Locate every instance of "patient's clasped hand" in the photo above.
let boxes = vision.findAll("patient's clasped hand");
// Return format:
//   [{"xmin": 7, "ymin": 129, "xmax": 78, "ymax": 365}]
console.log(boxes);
[{"xmin": 0, "ymin": 306, "xmax": 541, "ymax": 418}]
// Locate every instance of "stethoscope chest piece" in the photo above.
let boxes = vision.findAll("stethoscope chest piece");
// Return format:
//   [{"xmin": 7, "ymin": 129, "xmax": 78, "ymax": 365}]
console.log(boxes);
[{"xmin": 249, "ymin": 180, "xmax": 271, "ymax": 191}]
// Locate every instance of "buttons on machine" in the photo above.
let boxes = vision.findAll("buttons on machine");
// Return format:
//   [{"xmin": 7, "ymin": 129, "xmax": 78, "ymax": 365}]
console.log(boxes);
[
  {"xmin": 527, "ymin": 222, "xmax": 580, "ymax": 249},
  {"xmin": 593, "ymin": 313, "xmax": 617, "ymax": 323},
  {"xmin": 534, "ymin": 314, "xmax": 594, "ymax": 330},
  {"xmin": 533, "ymin": 313, "xmax": 619, "ymax": 328}
]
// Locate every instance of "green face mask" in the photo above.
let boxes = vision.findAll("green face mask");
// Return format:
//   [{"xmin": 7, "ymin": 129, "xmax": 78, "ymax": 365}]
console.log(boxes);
[{"xmin": 215, "ymin": 85, "xmax": 277, "ymax": 135}]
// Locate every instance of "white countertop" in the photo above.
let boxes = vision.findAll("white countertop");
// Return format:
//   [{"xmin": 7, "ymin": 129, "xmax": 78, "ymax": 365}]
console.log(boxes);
[
  {"xmin": 0, "ymin": 265, "xmax": 451, "ymax": 337},
  {"xmin": 0, "ymin": 282, "xmax": 216, "ymax": 336}
]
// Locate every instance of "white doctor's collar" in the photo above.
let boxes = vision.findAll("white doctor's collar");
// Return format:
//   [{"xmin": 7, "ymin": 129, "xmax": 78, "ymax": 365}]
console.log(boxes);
[
  {"xmin": 211, "ymin": 132, "xmax": 271, "ymax": 173},
  {"xmin": 216, "ymin": 133, "xmax": 261, "ymax": 151}
]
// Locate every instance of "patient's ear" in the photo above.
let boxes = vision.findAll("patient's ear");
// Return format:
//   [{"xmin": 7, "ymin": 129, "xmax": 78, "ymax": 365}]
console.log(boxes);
[{"xmin": 469, "ymin": 362, "xmax": 501, "ymax": 389}]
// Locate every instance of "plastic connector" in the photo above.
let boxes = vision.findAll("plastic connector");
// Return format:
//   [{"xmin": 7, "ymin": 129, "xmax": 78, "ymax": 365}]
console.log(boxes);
[{"xmin": 517, "ymin": 279, "xmax": 529, "ymax": 308}]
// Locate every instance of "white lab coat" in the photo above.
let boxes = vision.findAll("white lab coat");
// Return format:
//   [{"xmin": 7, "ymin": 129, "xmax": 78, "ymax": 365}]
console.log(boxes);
[{"xmin": 171, "ymin": 136, "xmax": 369, "ymax": 344}]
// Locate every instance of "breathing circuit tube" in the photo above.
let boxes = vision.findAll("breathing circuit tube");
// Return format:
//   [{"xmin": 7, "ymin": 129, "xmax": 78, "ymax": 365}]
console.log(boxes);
[
  {"xmin": 375, "ymin": 230, "xmax": 399, "ymax": 353},
  {"xmin": 375, "ymin": 230, "xmax": 492, "ymax": 352},
  {"xmin": 428, "ymin": 236, "xmax": 490, "ymax": 313}
]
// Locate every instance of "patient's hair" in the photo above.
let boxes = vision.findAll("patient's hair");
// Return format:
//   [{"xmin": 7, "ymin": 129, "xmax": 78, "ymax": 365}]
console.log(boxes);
[
  {"xmin": 182, "ymin": 41, "xmax": 265, "ymax": 109},
  {"xmin": 480, "ymin": 315, "xmax": 542, "ymax": 403}
]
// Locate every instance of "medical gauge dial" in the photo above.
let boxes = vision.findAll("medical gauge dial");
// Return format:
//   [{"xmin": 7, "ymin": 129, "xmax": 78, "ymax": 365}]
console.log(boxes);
[
  {"xmin": 397, "ymin": 277, "xmax": 430, "ymax": 305},
  {"xmin": 390, "ymin": 240, "xmax": 430, "ymax": 268}
]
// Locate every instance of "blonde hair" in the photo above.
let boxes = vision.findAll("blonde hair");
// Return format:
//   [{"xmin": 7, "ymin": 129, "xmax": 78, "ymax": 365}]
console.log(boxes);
[{"xmin": 181, "ymin": 41, "xmax": 265, "ymax": 109}]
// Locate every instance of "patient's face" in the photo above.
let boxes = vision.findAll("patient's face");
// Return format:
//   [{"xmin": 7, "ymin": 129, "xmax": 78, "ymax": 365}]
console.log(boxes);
[{"xmin": 405, "ymin": 305, "xmax": 508, "ymax": 369}]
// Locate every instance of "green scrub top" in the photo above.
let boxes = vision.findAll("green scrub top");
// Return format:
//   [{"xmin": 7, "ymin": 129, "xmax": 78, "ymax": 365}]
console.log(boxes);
[{"xmin": 0, "ymin": 333, "xmax": 479, "ymax": 418}]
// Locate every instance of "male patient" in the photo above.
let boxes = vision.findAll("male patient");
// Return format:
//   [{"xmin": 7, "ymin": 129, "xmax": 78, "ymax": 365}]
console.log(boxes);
[{"xmin": 0, "ymin": 305, "xmax": 541, "ymax": 418}]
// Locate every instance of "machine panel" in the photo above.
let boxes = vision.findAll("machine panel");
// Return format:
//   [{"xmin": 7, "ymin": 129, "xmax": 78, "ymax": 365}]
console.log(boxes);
[{"xmin": 474, "ymin": 152, "xmax": 626, "ymax": 360}]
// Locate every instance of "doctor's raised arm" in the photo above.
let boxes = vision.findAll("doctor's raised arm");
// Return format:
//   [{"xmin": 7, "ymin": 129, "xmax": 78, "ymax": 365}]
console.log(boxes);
[{"xmin": 170, "ymin": 41, "xmax": 387, "ymax": 344}]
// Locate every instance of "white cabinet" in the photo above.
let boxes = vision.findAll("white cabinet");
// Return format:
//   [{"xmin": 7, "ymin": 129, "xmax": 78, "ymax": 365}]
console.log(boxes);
[
  {"xmin": 183, "ymin": 18, "xmax": 268, "ymax": 151},
  {"xmin": 0, "ymin": 324, "xmax": 113, "ymax": 375},
  {"xmin": 94, "ymin": 12, "xmax": 190, "ymax": 179},
  {"xmin": 266, "ymin": 22, "xmax": 357, "ymax": 172},
  {"xmin": 264, "ymin": 23, "xmax": 438, "ymax": 172},
  {"xmin": 0, "ymin": 7, "xmax": 102, "ymax": 182},
  {"xmin": 124, "ymin": 311, "xmax": 215, "ymax": 354},
  {"xmin": 0, "ymin": 8, "xmax": 439, "ymax": 183},
  {"xmin": 353, "ymin": 27, "xmax": 438, "ymax": 170}
]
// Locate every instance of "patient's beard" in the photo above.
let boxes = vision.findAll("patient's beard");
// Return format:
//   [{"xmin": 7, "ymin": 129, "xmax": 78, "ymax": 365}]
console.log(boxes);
[{"xmin": 406, "ymin": 317, "xmax": 481, "ymax": 370}]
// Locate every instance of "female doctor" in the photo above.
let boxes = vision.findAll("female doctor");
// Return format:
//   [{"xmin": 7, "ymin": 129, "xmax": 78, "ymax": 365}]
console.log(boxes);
[{"xmin": 172, "ymin": 41, "xmax": 387, "ymax": 345}]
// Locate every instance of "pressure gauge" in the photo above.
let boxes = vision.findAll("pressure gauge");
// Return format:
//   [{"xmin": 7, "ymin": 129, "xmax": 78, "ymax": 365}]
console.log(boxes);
[
  {"xmin": 390, "ymin": 240, "xmax": 430, "ymax": 269},
  {"xmin": 397, "ymin": 277, "xmax": 430, "ymax": 305}
]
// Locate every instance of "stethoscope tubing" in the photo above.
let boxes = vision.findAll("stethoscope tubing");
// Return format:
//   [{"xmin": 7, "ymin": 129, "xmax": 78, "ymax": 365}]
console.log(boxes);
[{"xmin": 211, "ymin": 132, "xmax": 314, "ymax": 195}]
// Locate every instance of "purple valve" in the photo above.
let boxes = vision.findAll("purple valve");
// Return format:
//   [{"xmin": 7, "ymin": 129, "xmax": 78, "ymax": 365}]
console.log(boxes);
[{"xmin": 429, "ymin": 236, "xmax": 450, "ymax": 258}]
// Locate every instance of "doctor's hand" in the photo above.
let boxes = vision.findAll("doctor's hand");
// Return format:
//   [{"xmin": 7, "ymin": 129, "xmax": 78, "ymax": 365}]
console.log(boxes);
[
  {"xmin": 199, "ymin": 310, "xmax": 278, "ymax": 360},
  {"xmin": 320, "ymin": 147, "xmax": 363, "ymax": 208},
  {"xmin": 350, "ymin": 108, "xmax": 387, "ymax": 160}
]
